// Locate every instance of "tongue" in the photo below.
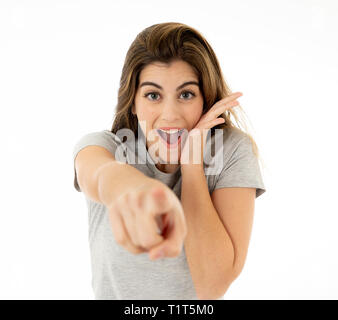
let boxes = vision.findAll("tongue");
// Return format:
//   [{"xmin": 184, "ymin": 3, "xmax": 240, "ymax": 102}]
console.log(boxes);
[{"xmin": 165, "ymin": 132, "xmax": 179, "ymax": 144}]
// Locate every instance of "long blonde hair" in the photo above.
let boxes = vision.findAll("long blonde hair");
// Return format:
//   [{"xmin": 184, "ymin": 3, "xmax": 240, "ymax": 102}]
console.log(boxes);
[{"xmin": 111, "ymin": 22, "xmax": 264, "ymax": 168}]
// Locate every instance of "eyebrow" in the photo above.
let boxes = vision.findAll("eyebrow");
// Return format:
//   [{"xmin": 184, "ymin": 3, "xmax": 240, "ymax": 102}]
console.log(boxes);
[{"xmin": 139, "ymin": 81, "xmax": 200, "ymax": 91}]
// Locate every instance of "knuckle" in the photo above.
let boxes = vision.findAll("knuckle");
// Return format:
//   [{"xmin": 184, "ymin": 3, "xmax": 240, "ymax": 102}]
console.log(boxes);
[
  {"xmin": 116, "ymin": 192, "xmax": 129, "ymax": 207},
  {"xmin": 121, "ymin": 193, "xmax": 129, "ymax": 204}
]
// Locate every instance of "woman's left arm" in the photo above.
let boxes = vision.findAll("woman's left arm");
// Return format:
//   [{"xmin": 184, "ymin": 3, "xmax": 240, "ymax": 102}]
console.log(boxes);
[{"xmin": 181, "ymin": 164, "xmax": 256, "ymax": 300}]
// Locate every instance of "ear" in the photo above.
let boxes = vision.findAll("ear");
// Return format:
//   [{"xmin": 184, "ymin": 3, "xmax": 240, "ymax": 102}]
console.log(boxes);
[{"xmin": 131, "ymin": 105, "xmax": 136, "ymax": 115}]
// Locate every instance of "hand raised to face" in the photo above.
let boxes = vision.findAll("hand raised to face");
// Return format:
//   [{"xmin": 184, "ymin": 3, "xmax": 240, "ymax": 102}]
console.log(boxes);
[{"xmin": 180, "ymin": 92, "xmax": 243, "ymax": 166}]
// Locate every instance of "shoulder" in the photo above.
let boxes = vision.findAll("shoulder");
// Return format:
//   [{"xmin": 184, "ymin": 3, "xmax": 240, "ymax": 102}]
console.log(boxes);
[
  {"xmin": 222, "ymin": 126, "xmax": 252, "ymax": 149},
  {"xmin": 208, "ymin": 126, "xmax": 266, "ymax": 198},
  {"xmin": 102, "ymin": 129, "xmax": 124, "ymax": 145},
  {"xmin": 73, "ymin": 129, "xmax": 128, "ymax": 162},
  {"xmin": 74, "ymin": 129, "xmax": 122, "ymax": 144},
  {"xmin": 204, "ymin": 126, "xmax": 259, "ymax": 176},
  {"xmin": 221, "ymin": 127, "xmax": 259, "ymax": 169},
  {"xmin": 210, "ymin": 126, "xmax": 254, "ymax": 161}
]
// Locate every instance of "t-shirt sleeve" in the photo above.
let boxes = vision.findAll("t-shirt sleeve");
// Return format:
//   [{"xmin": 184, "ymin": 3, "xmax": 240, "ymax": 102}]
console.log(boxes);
[
  {"xmin": 72, "ymin": 130, "xmax": 120, "ymax": 192},
  {"xmin": 214, "ymin": 134, "xmax": 266, "ymax": 198}
]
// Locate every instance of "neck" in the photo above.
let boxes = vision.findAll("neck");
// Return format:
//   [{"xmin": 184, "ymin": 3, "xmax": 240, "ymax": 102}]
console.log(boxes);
[{"xmin": 155, "ymin": 162, "xmax": 180, "ymax": 174}]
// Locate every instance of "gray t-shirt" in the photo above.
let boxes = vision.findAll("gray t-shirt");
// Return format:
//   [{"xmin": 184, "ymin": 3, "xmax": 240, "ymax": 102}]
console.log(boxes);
[{"xmin": 72, "ymin": 126, "xmax": 266, "ymax": 300}]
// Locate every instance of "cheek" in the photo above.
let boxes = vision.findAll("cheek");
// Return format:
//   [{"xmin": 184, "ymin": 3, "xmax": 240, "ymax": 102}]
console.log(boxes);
[
  {"xmin": 136, "ymin": 105, "xmax": 153, "ymax": 120},
  {"xmin": 185, "ymin": 105, "xmax": 203, "ymax": 127},
  {"xmin": 135, "ymin": 106, "xmax": 158, "ymax": 138}
]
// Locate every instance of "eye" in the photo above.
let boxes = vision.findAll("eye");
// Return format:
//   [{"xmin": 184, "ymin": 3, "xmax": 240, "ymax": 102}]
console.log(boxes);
[
  {"xmin": 144, "ymin": 92, "xmax": 160, "ymax": 101},
  {"xmin": 143, "ymin": 90, "xmax": 196, "ymax": 101},
  {"xmin": 180, "ymin": 91, "xmax": 195, "ymax": 99}
]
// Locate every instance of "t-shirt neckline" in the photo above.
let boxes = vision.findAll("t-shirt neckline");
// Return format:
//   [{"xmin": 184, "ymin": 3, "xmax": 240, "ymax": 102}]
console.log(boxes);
[{"xmin": 136, "ymin": 126, "xmax": 181, "ymax": 178}]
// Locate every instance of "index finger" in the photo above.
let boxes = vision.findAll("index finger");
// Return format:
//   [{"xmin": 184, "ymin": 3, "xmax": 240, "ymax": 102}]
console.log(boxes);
[
  {"xmin": 148, "ymin": 192, "xmax": 187, "ymax": 259},
  {"xmin": 212, "ymin": 92, "xmax": 243, "ymax": 109},
  {"xmin": 134, "ymin": 186, "xmax": 172, "ymax": 248},
  {"xmin": 148, "ymin": 187, "xmax": 186, "ymax": 241}
]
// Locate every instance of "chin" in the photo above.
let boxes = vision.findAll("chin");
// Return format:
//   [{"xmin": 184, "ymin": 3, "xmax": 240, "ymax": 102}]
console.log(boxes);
[{"xmin": 156, "ymin": 147, "xmax": 181, "ymax": 164}]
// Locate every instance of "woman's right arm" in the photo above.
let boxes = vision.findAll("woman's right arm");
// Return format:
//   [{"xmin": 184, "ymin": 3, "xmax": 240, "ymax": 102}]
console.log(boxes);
[
  {"xmin": 74, "ymin": 145, "xmax": 152, "ymax": 206},
  {"xmin": 74, "ymin": 145, "xmax": 187, "ymax": 259}
]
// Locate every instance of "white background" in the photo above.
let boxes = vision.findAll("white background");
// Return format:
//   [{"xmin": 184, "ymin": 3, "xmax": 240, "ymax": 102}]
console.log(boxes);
[{"xmin": 0, "ymin": 0, "xmax": 337, "ymax": 299}]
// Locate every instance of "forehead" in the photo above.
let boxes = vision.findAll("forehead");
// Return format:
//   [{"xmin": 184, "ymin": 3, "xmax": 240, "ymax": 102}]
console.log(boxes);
[{"xmin": 139, "ymin": 60, "xmax": 198, "ymax": 81}]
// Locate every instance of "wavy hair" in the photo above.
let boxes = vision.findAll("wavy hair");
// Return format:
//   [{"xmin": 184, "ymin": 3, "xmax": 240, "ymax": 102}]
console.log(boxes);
[{"xmin": 111, "ymin": 22, "xmax": 264, "ymax": 167}]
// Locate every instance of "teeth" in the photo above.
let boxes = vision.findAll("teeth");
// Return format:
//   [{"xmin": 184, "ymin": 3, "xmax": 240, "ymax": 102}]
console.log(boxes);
[
  {"xmin": 156, "ymin": 128, "xmax": 183, "ymax": 144},
  {"xmin": 159, "ymin": 129, "xmax": 181, "ymax": 134}
]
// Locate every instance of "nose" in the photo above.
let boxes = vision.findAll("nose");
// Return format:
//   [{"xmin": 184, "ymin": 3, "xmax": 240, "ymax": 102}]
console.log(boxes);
[{"xmin": 160, "ymin": 100, "xmax": 181, "ymax": 122}]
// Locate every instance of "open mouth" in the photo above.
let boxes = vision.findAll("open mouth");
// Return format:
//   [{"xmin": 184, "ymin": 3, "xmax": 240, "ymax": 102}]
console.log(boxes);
[{"xmin": 156, "ymin": 128, "xmax": 185, "ymax": 146}]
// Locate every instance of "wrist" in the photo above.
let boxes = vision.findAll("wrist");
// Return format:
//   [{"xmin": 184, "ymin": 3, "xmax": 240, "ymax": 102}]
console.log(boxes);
[{"xmin": 180, "ymin": 162, "xmax": 204, "ymax": 176}]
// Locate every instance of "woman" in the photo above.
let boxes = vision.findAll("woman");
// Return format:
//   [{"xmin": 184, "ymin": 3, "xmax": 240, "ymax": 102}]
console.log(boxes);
[{"xmin": 73, "ymin": 22, "xmax": 266, "ymax": 300}]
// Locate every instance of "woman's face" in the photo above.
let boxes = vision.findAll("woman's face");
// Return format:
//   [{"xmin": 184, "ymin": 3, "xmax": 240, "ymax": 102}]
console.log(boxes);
[{"xmin": 133, "ymin": 59, "xmax": 204, "ymax": 168}]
